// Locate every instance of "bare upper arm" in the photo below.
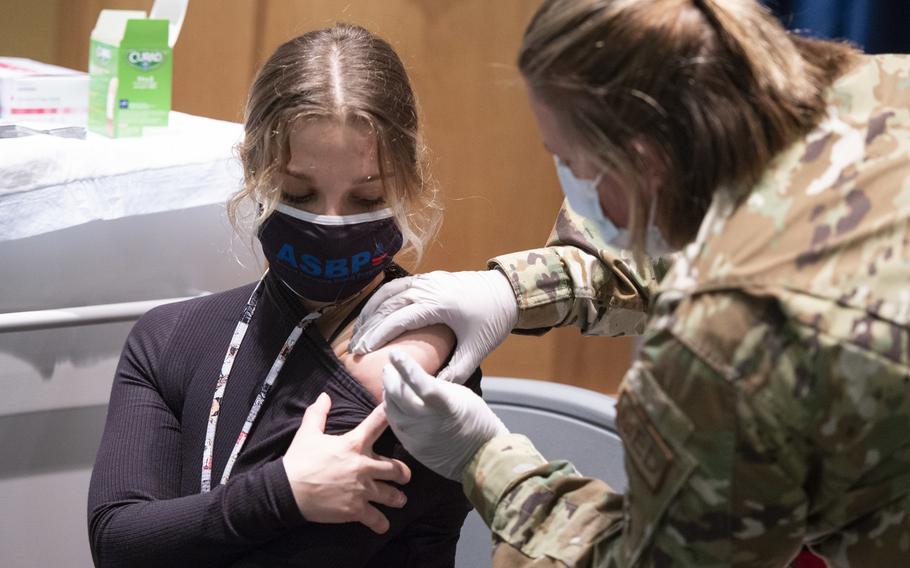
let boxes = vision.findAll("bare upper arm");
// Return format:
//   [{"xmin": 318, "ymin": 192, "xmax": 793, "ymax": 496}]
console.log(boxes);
[{"xmin": 331, "ymin": 322, "xmax": 455, "ymax": 402}]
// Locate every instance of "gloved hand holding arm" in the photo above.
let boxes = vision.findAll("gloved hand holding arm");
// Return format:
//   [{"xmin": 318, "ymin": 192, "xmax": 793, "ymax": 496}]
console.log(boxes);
[
  {"xmin": 381, "ymin": 349, "xmax": 509, "ymax": 480},
  {"xmin": 351, "ymin": 205, "xmax": 664, "ymax": 386},
  {"xmin": 352, "ymin": 269, "xmax": 519, "ymax": 384}
]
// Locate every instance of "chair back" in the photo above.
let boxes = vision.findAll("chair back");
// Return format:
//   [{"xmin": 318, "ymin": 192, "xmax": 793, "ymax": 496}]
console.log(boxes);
[{"xmin": 455, "ymin": 377, "xmax": 627, "ymax": 568}]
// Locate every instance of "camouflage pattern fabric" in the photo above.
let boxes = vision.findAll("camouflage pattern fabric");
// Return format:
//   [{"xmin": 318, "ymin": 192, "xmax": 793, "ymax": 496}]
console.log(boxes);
[
  {"xmin": 471, "ymin": 53, "xmax": 910, "ymax": 566},
  {"xmin": 489, "ymin": 203, "xmax": 674, "ymax": 337}
]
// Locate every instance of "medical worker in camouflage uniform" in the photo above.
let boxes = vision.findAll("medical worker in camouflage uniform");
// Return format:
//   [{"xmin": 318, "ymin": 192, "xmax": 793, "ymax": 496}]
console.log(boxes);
[{"xmin": 352, "ymin": 0, "xmax": 910, "ymax": 565}]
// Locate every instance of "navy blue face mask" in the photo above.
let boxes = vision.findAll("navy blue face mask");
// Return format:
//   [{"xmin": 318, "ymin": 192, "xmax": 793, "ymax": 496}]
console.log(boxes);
[{"xmin": 258, "ymin": 203, "xmax": 403, "ymax": 303}]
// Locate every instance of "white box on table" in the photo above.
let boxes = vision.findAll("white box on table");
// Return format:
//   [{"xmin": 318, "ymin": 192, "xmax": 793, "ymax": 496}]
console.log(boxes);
[{"xmin": 0, "ymin": 57, "xmax": 89, "ymax": 125}]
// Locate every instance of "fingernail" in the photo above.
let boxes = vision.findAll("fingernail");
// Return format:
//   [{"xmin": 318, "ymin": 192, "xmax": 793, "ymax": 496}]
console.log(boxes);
[{"xmin": 397, "ymin": 493, "xmax": 407, "ymax": 507}]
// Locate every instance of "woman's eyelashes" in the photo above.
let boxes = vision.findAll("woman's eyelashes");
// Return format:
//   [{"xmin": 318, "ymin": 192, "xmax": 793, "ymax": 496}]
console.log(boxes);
[
  {"xmin": 279, "ymin": 190, "xmax": 386, "ymax": 211},
  {"xmin": 354, "ymin": 196, "xmax": 386, "ymax": 208},
  {"xmin": 281, "ymin": 191, "xmax": 315, "ymax": 205}
]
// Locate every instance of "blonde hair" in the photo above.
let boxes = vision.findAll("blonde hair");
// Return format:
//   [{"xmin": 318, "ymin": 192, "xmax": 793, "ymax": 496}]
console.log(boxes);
[
  {"xmin": 519, "ymin": 0, "xmax": 857, "ymax": 255},
  {"xmin": 230, "ymin": 24, "xmax": 440, "ymax": 265}
]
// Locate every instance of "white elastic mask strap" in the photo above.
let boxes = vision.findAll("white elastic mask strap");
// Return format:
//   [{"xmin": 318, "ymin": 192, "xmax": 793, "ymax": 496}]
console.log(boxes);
[
  {"xmin": 273, "ymin": 202, "xmax": 395, "ymax": 226},
  {"xmin": 643, "ymin": 193, "xmax": 675, "ymax": 256}
]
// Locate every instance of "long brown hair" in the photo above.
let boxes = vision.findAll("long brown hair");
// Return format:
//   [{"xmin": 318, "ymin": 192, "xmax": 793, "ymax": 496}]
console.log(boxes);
[
  {"xmin": 519, "ymin": 0, "xmax": 858, "ymax": 254},
  {"xmin": 230, "ymin": 24, "xmax": 440, "ymax": 264}
]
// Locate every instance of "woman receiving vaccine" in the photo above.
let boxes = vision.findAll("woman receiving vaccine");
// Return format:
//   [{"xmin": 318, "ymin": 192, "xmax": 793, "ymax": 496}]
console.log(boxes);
[{"xmin": 88, "ymin": 24, "xmax": 479, "ymax": 568}]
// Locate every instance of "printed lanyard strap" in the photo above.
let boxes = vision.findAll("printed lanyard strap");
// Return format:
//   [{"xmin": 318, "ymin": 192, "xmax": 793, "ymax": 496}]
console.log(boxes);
[{"xmin": 200, "ymin": 275, "xmax": 320, "ymax": 493}]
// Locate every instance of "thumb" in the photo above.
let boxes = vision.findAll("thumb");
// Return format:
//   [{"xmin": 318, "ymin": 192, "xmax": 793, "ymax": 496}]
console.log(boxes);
[
  {"xmin": 299, "ymin": 392, "xmax": 331, "ymax": 435},
  {"xmin": 349, "ymin": 403, "xmax": 389, "ymax": 449},
  {"xmin": 351, "ymin": 305, "xmax": 430, "ymax": 355}
]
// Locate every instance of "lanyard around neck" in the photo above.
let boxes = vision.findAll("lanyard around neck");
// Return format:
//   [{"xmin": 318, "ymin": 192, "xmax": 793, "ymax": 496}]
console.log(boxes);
[{"xmin": 200, "ymin": 274, "xmax": 321, "ymax": 493}]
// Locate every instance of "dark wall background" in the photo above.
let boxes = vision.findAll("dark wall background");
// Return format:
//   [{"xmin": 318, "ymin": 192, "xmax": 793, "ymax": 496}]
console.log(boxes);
[{"xmin": 766, "ymin": 0, "xmax": 910, "ymax": 53}]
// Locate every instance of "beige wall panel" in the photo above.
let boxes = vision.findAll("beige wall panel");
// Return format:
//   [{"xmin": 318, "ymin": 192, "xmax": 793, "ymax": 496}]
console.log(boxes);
[
  {"xmin": 259, "ymin": 1, "xmax": 630, "ymax": 393},
  {"xmin": 169, "ymin": 0, "xmax": 260, "ymax": 121},
  {"xmin": 55, "ymin": 0, "xmax": 148, "ymax": 72},
  {"xmin": 0, "ymin": 0, "xmax": 61, "ymax": 62}
]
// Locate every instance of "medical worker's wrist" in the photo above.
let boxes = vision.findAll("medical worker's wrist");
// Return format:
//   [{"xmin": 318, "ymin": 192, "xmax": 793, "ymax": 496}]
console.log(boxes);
[
  {"xmin": 462, "ymin": 433, "xmax": 547, "ymax": 524},
  {"xmin": 488, "ymin": 266, "xmax": 520, "ymax": 328},
  {"xmin": 486, "ymin": 261, "xmax": 522, "ymax": 312},
  {"xmin": 487, "ymin": 250, "xmax": 568, "ymax": 332}
]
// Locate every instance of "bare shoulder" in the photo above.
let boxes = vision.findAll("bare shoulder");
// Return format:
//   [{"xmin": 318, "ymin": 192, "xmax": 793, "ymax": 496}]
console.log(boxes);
[{"xmin": 331, "ymin": 322, "xmax": 455, "ymax": 402}]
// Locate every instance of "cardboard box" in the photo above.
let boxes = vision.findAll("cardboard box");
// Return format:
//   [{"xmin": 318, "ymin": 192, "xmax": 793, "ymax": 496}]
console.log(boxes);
[
  {"xmin": 0, "ymin": 58, "xmax": 89, "ymax": 125},
  {"xmin": 88, "ymin": 1, "xmax": 186, "ymax": 137},
  {"xmin": 89, "ymin": 10, "xmax": 171, "ymax": 137}
]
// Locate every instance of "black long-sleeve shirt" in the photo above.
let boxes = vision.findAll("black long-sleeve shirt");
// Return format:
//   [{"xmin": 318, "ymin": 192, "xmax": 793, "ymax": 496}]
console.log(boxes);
[{"xmin": 88, "ymin": 272, "xmax": 480, "ymax": 567}]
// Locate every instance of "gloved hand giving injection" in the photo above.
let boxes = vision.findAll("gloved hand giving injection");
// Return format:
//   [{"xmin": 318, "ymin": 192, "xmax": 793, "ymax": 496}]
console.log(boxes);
[
  {"xmin": 382, "ymin": 350, "xmax": 509, "ymax": 481},
  {"xmin": 351, "ymin": 270, "xmax": 519, "ymax": 384}
]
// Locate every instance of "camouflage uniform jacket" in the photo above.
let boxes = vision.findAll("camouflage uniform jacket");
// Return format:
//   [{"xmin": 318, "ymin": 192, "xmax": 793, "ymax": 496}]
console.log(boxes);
[{"xmin": 470, "ymin": 54, "xmax": 910, "ymax": 567}]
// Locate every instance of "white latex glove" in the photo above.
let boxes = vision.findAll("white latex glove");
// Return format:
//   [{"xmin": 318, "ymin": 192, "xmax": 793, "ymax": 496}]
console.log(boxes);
[
  {"xmin": 351, "ymin": 270, "xmax": 519, "ymax": 384},
  {"xmin": 382, "ymin": 350, "xmax": 509, "ymax": 481}
]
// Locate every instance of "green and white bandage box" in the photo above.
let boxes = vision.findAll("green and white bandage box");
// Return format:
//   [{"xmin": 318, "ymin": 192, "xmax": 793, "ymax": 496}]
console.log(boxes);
[{"xmin": 88, "ymin": 1, "xmax": 186, "ymax": 138}]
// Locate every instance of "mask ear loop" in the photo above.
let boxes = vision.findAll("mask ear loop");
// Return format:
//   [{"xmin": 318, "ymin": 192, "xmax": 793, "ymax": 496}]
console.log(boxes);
[
  {"xmin": 647, "ymin": 194, "xmax": 658, "ymax": 252},
  {"xmin": 644, "ymin": 190, "xmax": 676, "ymax": 256},
  {"xmin": 647, "ymin": 191, "xmax": 659, "ymax": 230}
]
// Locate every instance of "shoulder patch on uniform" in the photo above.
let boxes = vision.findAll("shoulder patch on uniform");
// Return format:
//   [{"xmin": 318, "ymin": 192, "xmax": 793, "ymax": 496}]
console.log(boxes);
[{"xmin": 616, "ymin": 390, "xmax": 675, "ymax": 492}]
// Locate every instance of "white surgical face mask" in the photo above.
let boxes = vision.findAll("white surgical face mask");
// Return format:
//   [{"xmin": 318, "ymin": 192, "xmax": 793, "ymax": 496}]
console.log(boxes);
[{"xmin": 553, "ymin": 156, "xmax": 674, "ymax": 257}]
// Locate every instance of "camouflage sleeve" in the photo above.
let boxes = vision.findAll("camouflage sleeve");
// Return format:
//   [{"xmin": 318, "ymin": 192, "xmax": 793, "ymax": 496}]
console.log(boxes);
[
  {"xmin": 463, "ymin": 292, "xmax": 812, "ymax": 567},
  {"xmin": 488, "ymin": 202, "xmax": 672, "ymax": 336}
]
